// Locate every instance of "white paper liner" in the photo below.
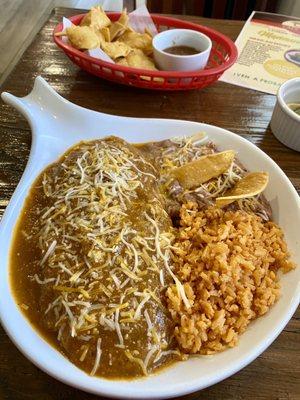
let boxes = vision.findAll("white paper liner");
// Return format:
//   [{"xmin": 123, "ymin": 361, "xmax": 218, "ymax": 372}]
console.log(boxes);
[
  {"xmin": 61, "ymin": 17, "xmax": 73, "ymax": 43},
  {"xmin": 128, "ymin": 4, "xmax": 158, "ymax": 36},
  {"xmin": 60, "ymin": 5, "xmax": 158, "ymax": 65},
  {"xmin": 87, "ymin": 48, "xmax": 114, "ymax": 62}
]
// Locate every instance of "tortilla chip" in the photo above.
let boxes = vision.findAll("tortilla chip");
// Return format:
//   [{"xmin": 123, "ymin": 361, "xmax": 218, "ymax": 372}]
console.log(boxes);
[
  {"xmin": 109, "ymin": 10, "xmax": 129, "ymax": 41},
  {"xmin": 66, "ymin": 26, "xmax": 99, "ymax": 50},
  {"xmin": 101, "ymin": 41, "xmax": 132, "ymax": 59},
  {"xmin": 80, "ymin": 6, "xmax": 111, "ymax": 30},
  {"xmin": 172, "ymin": 150, "xmax": 235, "ymax": 190},
  {"xmin": 216, "ymin": 172, "xmax": 269, "ymax": 207},
  {"xmin": 118, "ymin": 9, "xmax": 129, "ymax": 27},
  {"xmin": 126, "ymin": 24, "xmax": 135, "ymax": 33},
  {"xmin": 110, "ymin": 22, "xmax": 127, "ymax": 41},
  {"xmin": 189, "ymin": 132, "xmax": 207, "ymax": 144},
  {"xmin": 101, "ymin": 27, "xmax": 111, "ymax": 42},
  {"xmin": 118, "ymin": 31, "xmax": 153, "ymax": 55},
  {"xmin": 94, "ymin": 30, "xmax": 106, "ymax": 47},
  {"xmin": 126, "ymin": 49, "xmax": 157, "ymax": 70},
  {"xmin": 123, "ymin": 50, "xmax": 161, "ymax": 81},
  {"xmin": 116, "ymin": 58, "xmax": 129, "ymax": 67},
  {"xmin": 54, "ymin": 30, "xmax": 67, "ymax": 37},
  {"xmin": 145, "ymin": 27, "xmax": 153, "ymax": 37}
]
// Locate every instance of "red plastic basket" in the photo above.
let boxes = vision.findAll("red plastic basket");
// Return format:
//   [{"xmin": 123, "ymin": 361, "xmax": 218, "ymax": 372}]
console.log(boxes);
[{"xmin": 53, "ymin": 13, "xmax": 237, "ymax": 90}]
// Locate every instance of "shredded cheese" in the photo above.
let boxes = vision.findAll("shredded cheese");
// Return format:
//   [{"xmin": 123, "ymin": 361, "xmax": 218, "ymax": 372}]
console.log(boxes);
[
  {"xmin": 90, "ymin": 338, "xmax": 102, "ymax": 375},
  {"xmin": 40, "ymin": 240, "xmax": 57, "ymax": 265},
  {"xmin": 31, "ymin": 137, "xmax": 190, "ymax": 375}
]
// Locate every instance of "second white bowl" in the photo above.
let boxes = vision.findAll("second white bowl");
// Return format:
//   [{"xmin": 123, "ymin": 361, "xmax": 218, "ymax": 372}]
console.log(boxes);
[{"xmin": 270, "ymin": 77, "xmax": 300, "ymax": 152}]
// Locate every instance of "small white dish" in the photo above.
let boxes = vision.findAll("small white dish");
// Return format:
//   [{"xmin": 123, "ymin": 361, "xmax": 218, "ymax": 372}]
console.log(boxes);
[
  {"xmin": 270, "ymin": 77, "xmax": 300, "ymax": 152},
  {"xmin": 0, "ymin": 77, "xmax": 299, "ymax": 399},
  {"xmin": 153, "ymin": 28, "xmax": 212, "ymax": 71}
]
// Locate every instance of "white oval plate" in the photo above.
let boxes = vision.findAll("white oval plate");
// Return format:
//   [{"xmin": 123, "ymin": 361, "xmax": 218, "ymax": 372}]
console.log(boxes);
[{"xmin": 1, "ymin": 76, "xmax": 299, "ymax": 399}]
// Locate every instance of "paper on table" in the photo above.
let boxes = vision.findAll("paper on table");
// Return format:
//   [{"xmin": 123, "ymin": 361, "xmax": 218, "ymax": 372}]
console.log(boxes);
[
  {"xmin": 60, "ymin": 5, "xmax": 157, "ymax": 64},
  {"xmin": 220, "ymin": 11, "xmax": 300, "ymax": 95}
]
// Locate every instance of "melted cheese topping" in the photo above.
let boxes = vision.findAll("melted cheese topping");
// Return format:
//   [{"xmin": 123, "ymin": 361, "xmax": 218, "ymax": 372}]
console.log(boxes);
[{"xmin": 32, "ymin": 137, "xmax": 182, "ymax": 376}]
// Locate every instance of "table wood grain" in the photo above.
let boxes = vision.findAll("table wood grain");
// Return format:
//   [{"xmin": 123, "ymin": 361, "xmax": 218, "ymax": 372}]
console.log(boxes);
[{"xmin": 0, "ymin": 7, "xmax": 299, "ymax": 400}]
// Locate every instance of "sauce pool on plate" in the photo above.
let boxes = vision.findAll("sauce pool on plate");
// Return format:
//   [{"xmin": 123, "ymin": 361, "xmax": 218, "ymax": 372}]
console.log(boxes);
[{"xmin": 163, "ymin": 45, "xmax": 199, "ymax": 56}]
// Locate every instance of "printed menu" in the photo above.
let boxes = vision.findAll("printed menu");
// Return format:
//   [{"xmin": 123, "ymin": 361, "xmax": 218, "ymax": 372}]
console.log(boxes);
[{"xmin": 220, "ymin": 11, "xmax": 300, "ymax": 94}]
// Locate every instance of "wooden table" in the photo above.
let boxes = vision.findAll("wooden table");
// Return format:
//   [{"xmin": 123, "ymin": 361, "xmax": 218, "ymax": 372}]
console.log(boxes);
[{"xmin": 0, "ymin": 7, "xmax": 299, "ymax": 400}]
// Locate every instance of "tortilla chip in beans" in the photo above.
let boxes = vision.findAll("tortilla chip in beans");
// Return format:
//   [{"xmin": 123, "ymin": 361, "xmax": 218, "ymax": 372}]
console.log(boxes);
[
  {"xmin": 172, "ymin": 150, "xmax": 236, "ymax": 190},
  {"xmin": 216, "ymin": 172, "xmax": 269, "ymax": 207}
]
